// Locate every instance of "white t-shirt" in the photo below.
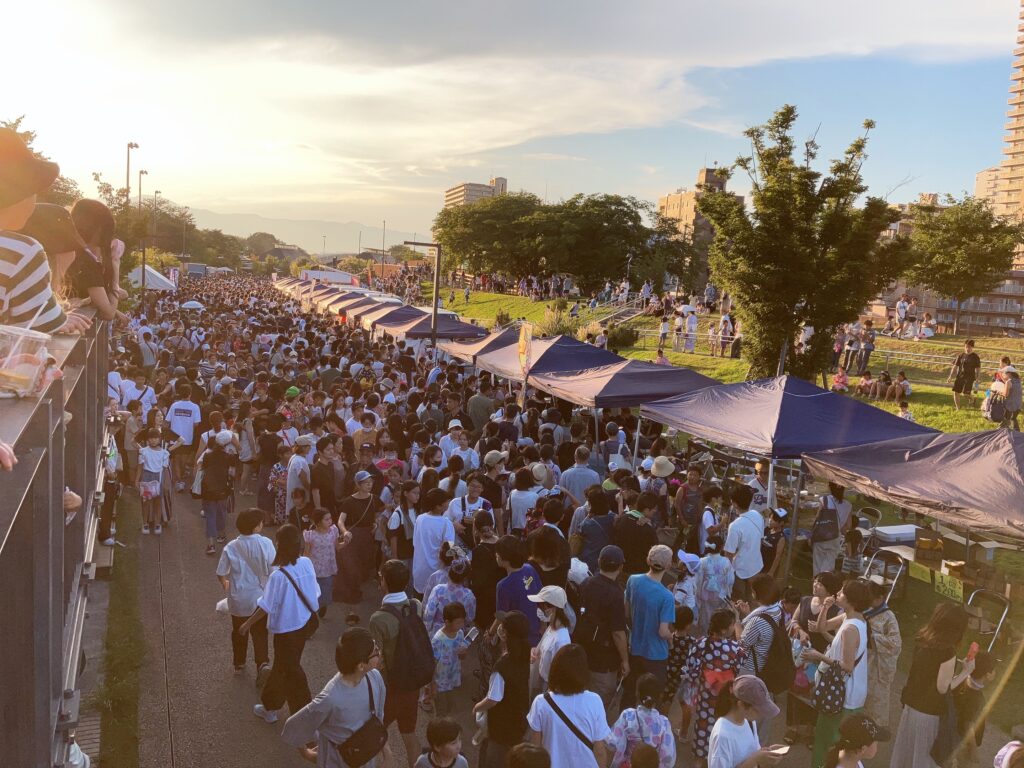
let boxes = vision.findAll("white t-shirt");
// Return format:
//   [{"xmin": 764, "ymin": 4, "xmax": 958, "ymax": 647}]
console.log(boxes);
[
  {"xmin": 167, "ymin": 400, "xmax": 201, "ymax": 446},
  {"xmin": 537, "ymin": 625, "xmax": 571, "ymax": 683},
  {"xmin": 411, "ymin": 514, "xmax": 456, "ymax": 594},
  {"xmin": 138, "ymin": 445, "xmax": 169, "ymax": 473},
  {"xmin": 725, "ymin": 510, "xmax": 765, "ymax": 579},
  {"xmin": 699, "ymin": 507, "xmax": 717, "ymax": 554},
  {"xmin": 216, "ymin": 534, "xmax": 276, "ymax": 617},
  {"xmin": 708, "ymin": 717, "xmax": 760, "ymax": 768},
  {"xmin": 527, "ymin": 691, "xmax": 610, "ymax": 768},
  {"xmin": 438, "ymin": 477, "xmax": 467, "ymax": 499},
  {"xmin": 445, "ymin": 495, "xmax": 487, "ymax": 529},
  {"xmin": 509, "ymin": 489, "xmax": 539, "ymax": 531},
  {"xmin": 286, "ymin": 454, "xmax": 309, "ymax": 513},
  {"xmin": 256, "ymin": 557, "xmax": 320, "ymax": 634}
]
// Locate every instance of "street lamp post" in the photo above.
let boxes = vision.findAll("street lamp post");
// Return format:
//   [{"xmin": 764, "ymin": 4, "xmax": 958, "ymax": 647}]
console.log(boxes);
[
  {"xmin": 182, "ymin": 207, "xmax": 189, "ymax": 259},
  {"xmin": 126, "ymin": 142, "xmax": 138, "ymax": 201},
  {"xmin": 405, "ymin": 240, "xmax": 441, "ymax": 352},
  {"xmin": 143, "ymin": 190, "xmax": 160, "ymax": 297},
  {"xmin": 137, "ymin": 169, "xmax": 147, "ymax": 212},
  {"xmin": 381, "ymin": 219, "xmax": 386, "ymax": 283}
]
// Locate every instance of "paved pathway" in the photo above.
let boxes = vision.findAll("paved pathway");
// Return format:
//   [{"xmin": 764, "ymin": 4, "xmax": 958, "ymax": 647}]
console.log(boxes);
[{"xmin": 136, "ymin": 490, "xmax": 1015, "ymax": 767}]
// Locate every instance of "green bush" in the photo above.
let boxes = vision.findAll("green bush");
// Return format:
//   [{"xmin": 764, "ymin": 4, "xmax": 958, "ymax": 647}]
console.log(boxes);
[
  {"xmin": 494, "ymin": 309, "xmax": 512, "ymax": 328},
  {"xmin": 553, "ymin": 297, "xmax": 568, "ymax": 312},
  {"xmin": 536, "ymin": 308, "xmax": 580, "ymax": 338},
  {"xmin": 606, "ymin": 324, "xmax": 639, "ymax": 348}
]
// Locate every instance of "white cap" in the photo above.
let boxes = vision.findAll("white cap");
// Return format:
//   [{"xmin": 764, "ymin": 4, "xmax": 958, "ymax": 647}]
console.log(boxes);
[
  {"xmin": 527, "ymin": 585, "xmax": 568, "ymax": 610},
  {"xmin": 215, "ymin": 430, "xmax": 234, "ymax": 446}
]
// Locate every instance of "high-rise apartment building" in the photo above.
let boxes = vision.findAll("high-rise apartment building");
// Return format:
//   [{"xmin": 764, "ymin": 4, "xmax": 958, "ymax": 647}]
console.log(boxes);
[
  {"xmin": 657, "ymin": 168, "xmax": 740, "ymax": 243},
  {"xmin": 443, "ymin": 176, "xmax": 508, "ymax": 208},
  {"xmin": 975, "ymin": 166, "xmax": 1001, "ymax": 201}
]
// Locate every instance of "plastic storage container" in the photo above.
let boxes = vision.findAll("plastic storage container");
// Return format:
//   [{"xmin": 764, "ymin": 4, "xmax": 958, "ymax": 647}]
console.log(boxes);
[
  {"xmin": 873, "ymin": 524, "xmax": 919, "ymax": 546},
  {"xmin": 0, "ymin": 325, "xmax": 51, "ymax": 397}
]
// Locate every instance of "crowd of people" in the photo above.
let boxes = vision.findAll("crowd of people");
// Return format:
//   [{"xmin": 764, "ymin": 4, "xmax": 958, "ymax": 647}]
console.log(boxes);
[{"xmin": 0, "ymin": 127, "xmax": 1013, "ymax": 768}]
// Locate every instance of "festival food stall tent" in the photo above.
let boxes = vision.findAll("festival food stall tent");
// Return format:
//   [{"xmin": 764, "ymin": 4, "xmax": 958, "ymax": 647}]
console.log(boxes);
[
  {"xmin": 529, "ymin": 358, "xmax": 717, "ymax": 408},
  {"xmin": 348, "ymin": 297, "xmax": 404, "ymax": 323},
  {"xmin": 360, "ymin": 304, "xmax": 425, "ymax": 332},
  {"xmin": 127, "ymin": 264, "xmax": 176, "ymax": 291},
  {"xmin": 640, "ymin": 375, "xmax": 937, "ymax": 578},
  {"xmin": 322, "ymin": 291, "xmax": 368, "ymax": 312},
  {"xmin": 437, "ymin": 326, "xmax": 520, "ymax": 363},
  {"xmin": 376, "ymin": 313, "xmax": 489, "ymax": 340},
  {"xmin": 473, "ymin": 334, "xmax": 621, "ymax": 382},
  {"xmin": 803, "ymin": 430, "xmax": 1024, "ymax": 648}
]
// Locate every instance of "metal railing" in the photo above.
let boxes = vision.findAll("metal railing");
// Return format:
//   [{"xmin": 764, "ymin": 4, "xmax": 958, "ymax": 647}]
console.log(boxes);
[{"xmin": 0, "ymin": 311, "xmax": 109, "ymax": 768}]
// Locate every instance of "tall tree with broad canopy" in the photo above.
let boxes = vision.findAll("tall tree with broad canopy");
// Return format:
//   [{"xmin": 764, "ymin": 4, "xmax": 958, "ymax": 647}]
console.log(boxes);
[
  {"xmin": 697, "ymin": 105, "xmax": 911, "ymax": 380},
  {"xmin": 904, "ymin": 195, "xmax": 1024, "ymax": 335}
]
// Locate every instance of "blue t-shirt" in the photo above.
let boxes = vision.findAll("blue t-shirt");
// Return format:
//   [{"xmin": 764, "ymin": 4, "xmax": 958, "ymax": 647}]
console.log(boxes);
[
  {"xmin": 624, "ymin": 574, "xmax": 676, "ymax": 661},
  {"xmin": 496, "ymin": 564, "xmax": 542, "ymax": 646}
]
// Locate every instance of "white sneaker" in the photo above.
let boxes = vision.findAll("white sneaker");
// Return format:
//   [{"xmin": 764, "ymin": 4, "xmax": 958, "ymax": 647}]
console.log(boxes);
[
  {"xmin": 154, "ymin": 525, "xmax": 163, "ymax": 535},
  {"xmin": 253, "ymin": 704, "xmax": 278, "ymax": 723},
  {"xmin": 142, "ymin": 525, "xmax": 150, "ymax": 535},
  {"xmin": 101, "ymin": 537, "xmax": 115, "ymax": 546}
]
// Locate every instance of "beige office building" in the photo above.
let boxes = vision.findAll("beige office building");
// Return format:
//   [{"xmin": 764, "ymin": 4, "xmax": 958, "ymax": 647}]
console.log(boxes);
[
  {"xmin": 443, "ymin": 176, "xmax": 508, "ymax": 208},
  {"xmin": 657, "ymin": 168, "xmax": 740, "ymax": 243},
  {"xmin": 975, "ymin": 166, "xmax": 1001, "ymax": 201}
]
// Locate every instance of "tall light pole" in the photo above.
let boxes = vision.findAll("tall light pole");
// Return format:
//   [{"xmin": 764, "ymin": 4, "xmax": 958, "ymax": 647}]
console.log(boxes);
[
  {"xmin": 405, "ymin": 240, "xmax": 441, "ymax": 352},
  {"xmin": 381, "ymin": 219, "xmax": 386, "ymax": 282},
  {"xmin": 322, "ymin": 234, "xmax": 326, "ymax": 261},
  {"xmin": 143, "ymin": 190, "xmax": 160, "ymax": 296},
  {"xmin": 126, "ymin": 142, "xmax": 138, "ymax": 201},
  {"xmin": 137, "ymin": 169, "xmax": 148, "ymax": 212}
]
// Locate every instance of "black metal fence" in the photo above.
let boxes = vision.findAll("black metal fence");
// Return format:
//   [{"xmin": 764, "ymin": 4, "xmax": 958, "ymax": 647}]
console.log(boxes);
[{"xmin": 0, "ymin": 311, "xmax": 109, "ymax": 767}]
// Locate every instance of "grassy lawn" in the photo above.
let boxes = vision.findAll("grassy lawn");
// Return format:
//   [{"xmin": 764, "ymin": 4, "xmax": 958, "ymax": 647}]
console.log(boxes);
[{"xmin": 94, "ymin": 493, "xmax": 144, "ymax": 768}]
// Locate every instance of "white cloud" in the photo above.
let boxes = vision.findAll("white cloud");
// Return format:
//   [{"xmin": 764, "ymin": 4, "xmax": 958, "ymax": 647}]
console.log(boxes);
[
  {"xmin": 5, "ymin": 0, "xmax": 1019, "ymax": 232},
  {"xmin": 523, "ymin": 153, "xmax": 590, "ymax": 162}
]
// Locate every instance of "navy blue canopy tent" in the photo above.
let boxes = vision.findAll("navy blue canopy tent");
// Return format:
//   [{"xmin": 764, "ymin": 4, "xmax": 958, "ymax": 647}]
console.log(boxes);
[
  {"xmin": 640, "ymin": 375, "xmax": 936, "ymax": 459},
  {"xmin": 473, "ymin": 334, "xmax": 621, "ymax": 382},
  {"xmin": 377, "ymin": 314, "xmax": 488, "ymax": 340},
  {"xmin": 333, "ymin": 296, "xmax": 380, "ymax": 315},
  {"xmin": 803, "ymin": 430, "xmax": 1024, "ymax": 537},
  {"xmin": 529, "ymin": 359, "xmax": 718, "ymax": 408},
  {"xmin": 438, "ymin": 327, "xmax": 520, "ymax": 363},
  {"xmin": 360, "ymin": 304, "xmax": 425, "ymax": 329},
  {"xmin": 322, "ymin": 291, "xmax": 368, "ymax": 311}
]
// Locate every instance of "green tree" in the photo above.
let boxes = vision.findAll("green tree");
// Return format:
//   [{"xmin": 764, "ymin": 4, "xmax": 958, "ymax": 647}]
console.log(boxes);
[
  {"xmin": 698, "ymin": 105, "xmax": 910, "ymax": 379},
  {"xmin": 387, "ymin": 244, "xmax": 420, "ymax": 262},
  {"xmin": 904, "ymin": 195, "xmax": 1024, "ymax": 335},
  {"xmin": 432, "ymin": 192, "xmax": 542, "ymax": 276},
  {"xmin": 246, "ymin": 232, "xmax": 280, "ymax": 256},
  {"xmin": 289, "ymin": 257, "xmax": 319, "ymax": 277}
]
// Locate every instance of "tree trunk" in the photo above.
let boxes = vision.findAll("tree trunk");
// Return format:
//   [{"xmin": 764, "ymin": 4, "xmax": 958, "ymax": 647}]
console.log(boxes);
[{"xmin": 954, "ymin": 299, "xmax": 962, "ymax": 336}]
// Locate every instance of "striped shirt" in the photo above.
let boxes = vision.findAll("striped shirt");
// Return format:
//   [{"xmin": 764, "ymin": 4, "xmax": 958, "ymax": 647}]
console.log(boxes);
[{"xmin": 0, "ymin": 232, "xmax": 66, "ymax": 333}]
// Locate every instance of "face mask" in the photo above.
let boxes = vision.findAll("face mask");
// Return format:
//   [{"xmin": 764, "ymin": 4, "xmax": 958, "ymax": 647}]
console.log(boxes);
[{"xmin": 536, "ymin": 608, "xmax": 548, "ymax": 622}]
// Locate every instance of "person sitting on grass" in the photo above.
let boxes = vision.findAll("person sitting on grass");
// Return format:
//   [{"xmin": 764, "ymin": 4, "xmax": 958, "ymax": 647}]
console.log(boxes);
[
  {"xmin": 883, "ymin": 371, "xmax": 912, "ymax": 402},
  {"xmin": 897, "ymin": 400, "xmax": 915, "ymax": 422},
  {"xmin": 868, "ymin": 370, "xmax": 892, "ymax": 400},
  {"xmin": 854, "ymin": 370, "xmax": 874, "ymax": 397},
  {"xmin": 831, "ymin": 366, "xmax": 849, "ymax": 393}
]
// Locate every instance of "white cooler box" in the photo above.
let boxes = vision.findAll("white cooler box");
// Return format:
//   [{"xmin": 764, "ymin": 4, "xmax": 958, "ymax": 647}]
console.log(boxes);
[{"xmin": 872, "ymin": 524, "xmax": 919, "ymax": 546}]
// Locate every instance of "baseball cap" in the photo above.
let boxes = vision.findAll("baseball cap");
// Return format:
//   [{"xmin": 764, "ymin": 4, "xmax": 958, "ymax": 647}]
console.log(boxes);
[
  {"xmin": 294, "ymin": 434, "xmax": 315, "ymax": 447},
  {"xmin": 732, "ymin": 676, "xmax": 781, "ymax": 721},
  {"xmin": 527, "ymin": 585, "xmax": 568, "ymax": 610},
  {"xmin": 598, "ymin": 544, "xmax": 625, "ymax": 569},
  {"xmin": 215, "ymin": 430, "xmax": 234, "ymax": 446},
  {"xmin": 484, "ymin": 450, "xmax": 508, "ymax": 467},
  {"xmin": 837, "ymin": 714, "xmax": 891, "ymax": 750},
  {"xmin": 380, "ymin": 378, "xmax": 395, "ymax": 390},
  {"xmin": 640, "ymin": 457, "xmax": 654, "ymax": 472},
  {"xmin": 448, "ymin": 419, "xmax": 463, "ymax": 430},
  {"xmin": 285, "ymin": 386, "xmax": 301, "ymax": 398},
  {"xmin": 647, "ymin": 544, "xmax": 673, "ymax": 571},
  {"xmin": 354, "ymin": 470, "xmax": 372, "ymax": 483}
]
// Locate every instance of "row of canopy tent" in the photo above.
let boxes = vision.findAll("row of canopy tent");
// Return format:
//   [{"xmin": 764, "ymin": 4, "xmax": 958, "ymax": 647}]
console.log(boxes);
[{"xmin": 273, "ymin": 278, "xmax": 488, "ymax": 340}]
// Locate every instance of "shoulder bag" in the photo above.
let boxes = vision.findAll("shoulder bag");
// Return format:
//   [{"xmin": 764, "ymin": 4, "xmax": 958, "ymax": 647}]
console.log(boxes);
[
  {"xmin": 279, "ymin": 565, "xmax": 320, "ymax": 639},
  {"xmin": 543, "ymin": 692, "xmax": 593, "ymax": 750},
  {"xmin": 336, "ymin": 676, "xmax": 388, "ymax": 768},
  {"xmin": 810, "ymin": 496, "xmax": 840, "ymax": 543}
]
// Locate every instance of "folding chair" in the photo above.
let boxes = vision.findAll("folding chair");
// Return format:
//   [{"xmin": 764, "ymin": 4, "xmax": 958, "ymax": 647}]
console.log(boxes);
[{"xmin": 863, "ymin": 549, "xmax": 906, "ymax": 603}]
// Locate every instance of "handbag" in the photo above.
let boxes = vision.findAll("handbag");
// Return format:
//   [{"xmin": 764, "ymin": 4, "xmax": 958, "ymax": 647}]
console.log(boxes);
[
  {"xmin": 810, "ymin": 496, "xmax": 841, "ymax": 543},
  {"xmin": 191, "ymin": 450, "xmax": 208, "ymax": 499},
  {"xmin": 279, "ymin": 566, "xmax": 320, "ymax": 639},
  {"xmin": 139, "ymin": 480, "xmax": 161, "ymax": 501},
  {"xmin": 811, "ymin": 651, "xmax": 862, "ymax": 715},
  {"xmin": 336, "ymin": 677, "xmax": 388, "ymax": 768},
  {"xmin": 544, "ymin": 692, "xmax": 593, "ymax": 749}
]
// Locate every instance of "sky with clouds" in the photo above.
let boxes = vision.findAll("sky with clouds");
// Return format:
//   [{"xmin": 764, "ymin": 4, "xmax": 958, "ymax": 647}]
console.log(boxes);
[{"xmin": 6, "ymin": 0, "xmax": 1022, "ymax": 246}]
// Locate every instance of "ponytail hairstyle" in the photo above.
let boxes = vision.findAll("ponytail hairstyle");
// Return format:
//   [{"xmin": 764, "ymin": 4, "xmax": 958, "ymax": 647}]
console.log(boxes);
[
  {"xmin": 708, "ymin": 608, "xmax": 735, "ymax": 638},
  {"xmin": 635, "ymin": 673, "xmax": 661, "ymax": 711},
  {"xmin": 713, "ymin": 679, "xmax": 739, "ymax": 718}
]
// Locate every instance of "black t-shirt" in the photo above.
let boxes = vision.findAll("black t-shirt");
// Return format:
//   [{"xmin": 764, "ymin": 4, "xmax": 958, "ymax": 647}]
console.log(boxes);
[
  {"xmin": 901, "ymin": 643, "xmax": 956, "ymax": 715},
  {"xmin": 67, "ymin": 250, "xmax": 105, "ymax": 298},
  {"xmin": 613, "ymin": 513, "xmax": 659, "ymax": 575},
  {"xmin": 339, "ymin": 494, "xmax": 381, "ymax": 529},
  {"xmin": 480, "ymin": 474, "xmax": 504, "ymax": 513},
  {"xmin": 257, "ymin": 432, "xmax": 282, "ymax": 467},
  {"xmin": 576, "ymin": 573, "xmax": 628, "ymax": 672},
  {"xmin": 311, "ymin": 461, "xmax": 337, "ymax": 511},
  {"xmin": 470, "ymin": 540, "xmax": 501, "ymax": 629},
  {"xmin": 955, "ymin": 352, "xmax": 981, "ymax": 380}
]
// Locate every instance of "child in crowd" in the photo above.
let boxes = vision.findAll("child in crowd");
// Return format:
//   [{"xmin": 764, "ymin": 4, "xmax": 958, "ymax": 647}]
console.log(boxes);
[
  {"xmin": 673, "ymin": 551, "xmax": 699, "ymax": 612},
  {"xmin": 693, "ymin": 535, "xmax": 734, "ymax": 635},
  {"xmin": 414, "ymin": 717, "xmax": 469, "ymax": 768},
  {"xmin": 840, "ymin": 528, "xmax": 865, "ymax": 576},
  {"xmin": 424, "ymin": 557, "xmax": 476, "ymax": 637},
  {"xmin": 687, "ymin": 608, "xmax": 746, "ymax": 761},
  {"xmin": 831, "ymin": 366, "xmax": 849, "ymax": 393},
  {"xmin": 302, "ymin": 508, "xmax": 342, "ymax": 617},
  {"xmin": 951, "ymin": 651, "xmax": 997, "ymax": 768},
  {"xmin": 898, "ymin": 400, "xmax": 915, "ymax": 421},
  {"xmin": 663, "ymin": 606, "xmax": 696, "ymax": 743},
  {"xmin": 781, "ymin": 586, "xmax": 802, "ymax": 626},
  {"xmin": 607, "ymin": 673, "xmax": 677, "ymax": 768},
  {"xmin": 137, "ymin": 428, "xmax": 171, "ymax": 535},
  {"xmin": 431, "ymin": 603, "xmax": 472, "ymax": 717}
]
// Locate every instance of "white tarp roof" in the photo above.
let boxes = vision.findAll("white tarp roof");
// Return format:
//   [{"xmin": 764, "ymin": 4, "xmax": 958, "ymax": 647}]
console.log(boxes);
[{"xmin": 127, "ymin": 265, "xmax": 175, "ymax": 291}]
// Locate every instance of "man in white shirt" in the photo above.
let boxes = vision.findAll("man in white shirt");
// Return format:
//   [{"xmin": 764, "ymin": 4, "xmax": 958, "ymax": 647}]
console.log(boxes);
[
  {"xmin": 747, "ymin": 461, "xmax": 775, "ymax": 514},
  {"xmin": 724, "ymin": 486, "xmax": 764, "ymax": 599},
  {"xmin": 119, "ymin": 369, "xmax": 158, "ymax": 418},
  {"xmin": 685, "ymin": 310, "xmax": 699, "ymax": 353},
  {"xmin": 167, "ymin": 383, "xmax": 202, "ymax": 491},
  {"xmin": 438, "ymin": 420, "xmax": 464, "ymax": 459}
]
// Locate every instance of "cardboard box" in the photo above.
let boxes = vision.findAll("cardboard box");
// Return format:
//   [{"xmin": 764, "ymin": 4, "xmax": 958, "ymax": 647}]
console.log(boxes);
[{"xmin": 915, "ymin": 529, "xmax": 944, "ymax": 564}]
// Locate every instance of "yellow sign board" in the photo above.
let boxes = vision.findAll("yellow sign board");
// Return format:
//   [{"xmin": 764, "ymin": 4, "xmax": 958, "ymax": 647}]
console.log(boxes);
[
  {"xmin": 935, "ymin": 572, "xmax": 964, "ymax": 603},
  {"xmin": 909, "ymin": 561, "xmax": 932, "ymax": 583}
]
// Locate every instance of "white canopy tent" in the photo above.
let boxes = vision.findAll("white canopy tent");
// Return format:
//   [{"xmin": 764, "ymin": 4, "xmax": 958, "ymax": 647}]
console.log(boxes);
[{"xmin": 127, "ymin": 265, "xmax": 175, "ymax": 291}]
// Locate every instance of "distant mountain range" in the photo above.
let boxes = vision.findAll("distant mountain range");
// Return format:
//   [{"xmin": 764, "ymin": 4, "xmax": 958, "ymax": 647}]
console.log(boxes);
[{"xmin": 189, "ymin": 208, "xmax": 417, "ymax": 255}]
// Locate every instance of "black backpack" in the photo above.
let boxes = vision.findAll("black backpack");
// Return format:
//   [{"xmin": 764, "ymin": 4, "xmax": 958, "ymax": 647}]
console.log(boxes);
[
  {"xmin": 382, "ymin": 603, "xmax": 434, "ymax": 691},
  {"xmin": 751, "ymin": 611, "xmax": 796, "ymax": 695}
]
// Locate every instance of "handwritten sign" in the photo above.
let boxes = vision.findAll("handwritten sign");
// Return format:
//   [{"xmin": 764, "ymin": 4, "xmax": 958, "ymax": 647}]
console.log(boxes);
[
  {"xmin": 909, "ymin": 561, "xmax": 932, "ymax": 583},
  {"xmin": 935, "ymin": 572, "xmax": 964, "ymax": 602}
]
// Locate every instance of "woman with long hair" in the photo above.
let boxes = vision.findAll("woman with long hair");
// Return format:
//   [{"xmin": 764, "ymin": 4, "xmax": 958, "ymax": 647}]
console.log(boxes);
[
  {"xmin": 239, "ymin": 524, "xmax": 319, "ymax": 722},
  {"xmin": 890, "ymin": 603, "xmax": 972, "ymax": 768},
  {"xmin": 474, "ymin": 611, "xmax": 532, "ymax": 768},
  {"xmin": 67, "ymin": 199, "xmax": 127, "ymax": 321},
  {"xmin": 387, "ymin": 480, "xmax": 420, "ymax": 574}
]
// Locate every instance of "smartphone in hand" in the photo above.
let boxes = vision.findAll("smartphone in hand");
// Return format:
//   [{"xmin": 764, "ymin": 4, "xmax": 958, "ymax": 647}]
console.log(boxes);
[{"xmin": 465, "ymin": 627, "xmax": 480, "ymax": 643}]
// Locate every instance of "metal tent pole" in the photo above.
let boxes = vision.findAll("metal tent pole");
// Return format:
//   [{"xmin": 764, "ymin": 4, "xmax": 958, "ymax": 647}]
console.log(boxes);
[
  {"xmin": 783, "ymin": 463, "xmax": 804, "ymax": 584},
  {"xmin": 632, "ymin": 414, "xmax": 643, "ymax": 469}
]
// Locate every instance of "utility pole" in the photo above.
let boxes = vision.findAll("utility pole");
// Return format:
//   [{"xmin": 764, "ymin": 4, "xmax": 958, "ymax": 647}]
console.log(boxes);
[
  {"xmin": 137, "ymin": 169, "xmax": 147, "ymax": 212},
  {"xmin": 381, "ymin": 219, "xmax": 386, "ymax": 282},
  {"xmin": 405, "ymin": 240, "xmax": 441, "ymax": 352},
  {"xmin": 126, "ymin": 142, "xmax": 138, "ymax": 201}
]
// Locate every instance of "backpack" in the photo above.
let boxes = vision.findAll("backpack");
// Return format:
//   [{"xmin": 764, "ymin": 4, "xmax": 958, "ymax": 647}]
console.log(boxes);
[
  {"xmin": 810, "ymin": 496, "xmax": 841, "ymax": 543},
  {"xmin": 381, "ymin": 602, "xmax": 434, "ymax": 691},
  {"xmin": 750, "ymin": 610, "xmax": 796, "ymax": 695},
  {"xmin": 982, "ymin": 395, "xmax": 1006, "ymax": 423}
]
